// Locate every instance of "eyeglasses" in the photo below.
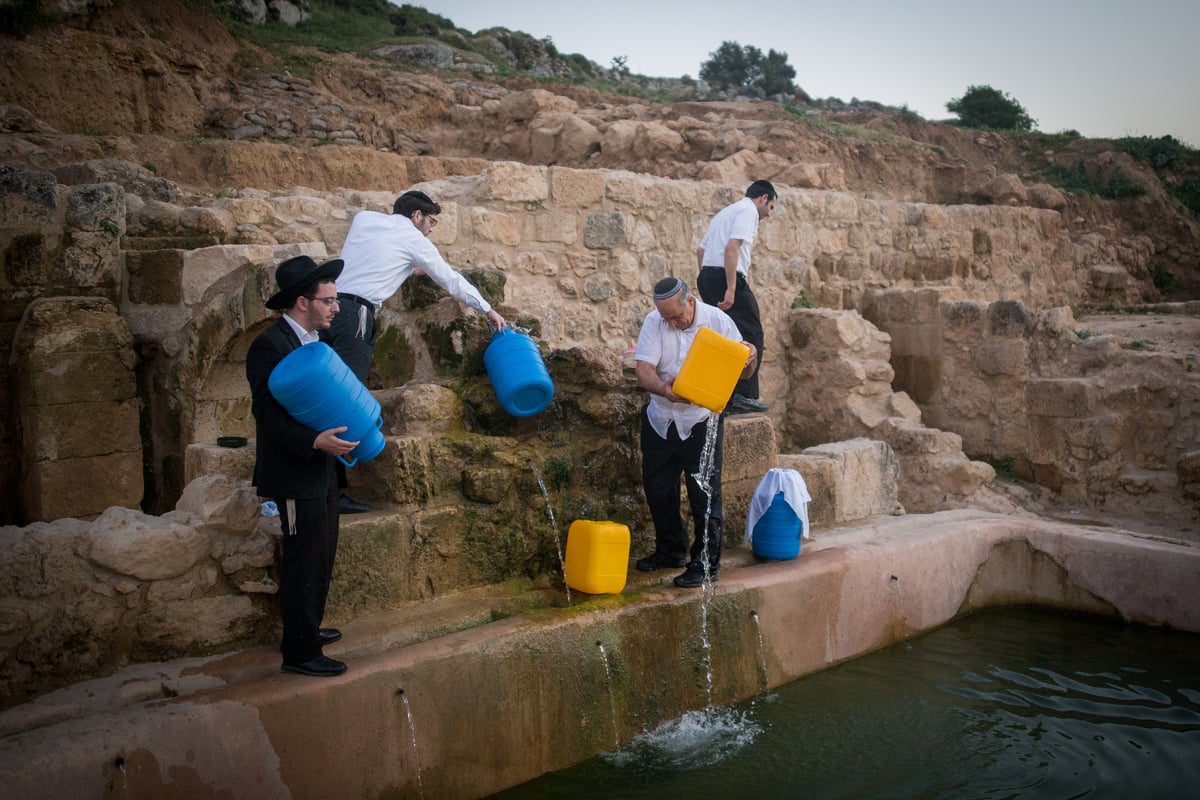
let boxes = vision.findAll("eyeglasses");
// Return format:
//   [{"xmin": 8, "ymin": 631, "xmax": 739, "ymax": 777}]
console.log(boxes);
[
  {"xmin": 417, "ymin": 211, "xmax": 438, "ymax": 228},
  {"xmin": 306, "ymin": 295, "xmax": 340, "ymax": 307}
]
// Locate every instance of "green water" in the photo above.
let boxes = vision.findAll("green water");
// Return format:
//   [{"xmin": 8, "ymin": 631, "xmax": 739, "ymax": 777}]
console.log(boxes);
[{"xmin": 491, "ymin": 607, "xmax": 1200, "ymax": 799}]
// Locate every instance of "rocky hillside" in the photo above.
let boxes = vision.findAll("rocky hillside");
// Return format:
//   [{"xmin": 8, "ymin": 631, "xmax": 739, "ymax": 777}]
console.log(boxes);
[{"xmin": 1, "ymin": 0, "xmax": 1197, "ymax": 299}]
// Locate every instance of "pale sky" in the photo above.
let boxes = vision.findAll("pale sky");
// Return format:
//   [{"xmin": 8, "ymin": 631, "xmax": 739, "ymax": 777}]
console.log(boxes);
[{"xmin": 412, "ymin": 0, "xmax": 1200, "ymax": 147}]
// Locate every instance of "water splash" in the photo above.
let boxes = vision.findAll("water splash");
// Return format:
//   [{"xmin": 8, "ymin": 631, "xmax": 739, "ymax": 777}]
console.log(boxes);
[
  {"xmin": 603, "ymin": 706, "xmax": 761, "ymax": 770},
  {"xmin": 598, "ymin": 641, "xmax": 621, "ymax": 749},
  {"xmin": 750, "ymin": 610, "xmax": 768, "ymax": 690},
  {"xmin": 398, "ymin": 690, "xmax": 425, "ymax": 800},
  {"xmin": 689, "ymin": 411, "xmax": 722, "ymax": 705},
  {"xmin": 531, "ymin": 463, "xmax": 571, "ymax": 607}
]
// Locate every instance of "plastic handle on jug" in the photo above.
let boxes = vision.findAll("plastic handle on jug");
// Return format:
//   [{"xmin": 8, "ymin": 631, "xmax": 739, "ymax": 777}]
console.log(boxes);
[{"xmin": 338, "ymin": 453, "xmax": 358, "ymax": 468}]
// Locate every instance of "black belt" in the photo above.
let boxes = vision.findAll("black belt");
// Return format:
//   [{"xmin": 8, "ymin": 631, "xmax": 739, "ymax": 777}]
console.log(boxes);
[
  {"xmin": 337, "ymin": 292, "xmax": 374, "ymax": 311},
  {"xmin": 701, "ymin": 266, "xmax": 725, "ymax": 270}
]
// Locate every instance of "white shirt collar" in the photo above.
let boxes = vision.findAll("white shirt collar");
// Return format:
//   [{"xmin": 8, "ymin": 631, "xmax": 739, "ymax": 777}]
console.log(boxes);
[{"xmin": 282, "ymin": 311, "xmax": 320, "ymax": 345}]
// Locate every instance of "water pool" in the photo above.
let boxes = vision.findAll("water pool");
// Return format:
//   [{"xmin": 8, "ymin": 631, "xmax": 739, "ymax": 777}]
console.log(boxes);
[{"xmin": 491, "ymin": 607, "xmax": 1200, "ymax": 798}]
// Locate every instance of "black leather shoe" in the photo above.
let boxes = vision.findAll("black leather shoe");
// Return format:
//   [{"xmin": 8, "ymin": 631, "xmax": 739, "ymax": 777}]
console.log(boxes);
[
  {"xmin": 338, "ymin": 494, "xmax": 370, "ymax": 514},
  {"xmin": 281, "ymin": 655, "xmax": 348, "ymax": 677},
  {"xmin": 673, "ymin": 562, "xmax": 719, "ymax": 588},
  {"xmin": 727, "ymin": 394, "xmax": 769, "ymax": 415},
  {"xmin": 318, "ymin": 628, "xmax": 342, "ymax": 645},
  {"xmin": 635, "ymin": 551, "xmax": 687, "ymax": 572}
]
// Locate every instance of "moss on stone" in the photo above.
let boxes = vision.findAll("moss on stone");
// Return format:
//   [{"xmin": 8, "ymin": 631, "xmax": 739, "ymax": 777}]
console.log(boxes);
[{"xmin": 374, "ymin": 325, "xmax": 416, "ymax": 387}]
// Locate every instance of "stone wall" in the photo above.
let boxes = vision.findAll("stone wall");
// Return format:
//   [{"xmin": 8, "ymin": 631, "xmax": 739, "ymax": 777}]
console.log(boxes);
[
  {"xmin": 0, "ymin": 158, "xmax": 1163, "ymax": 523},
  {"xmin": 863, "ymin": 289, "xmax": 1200, "ymax": 523}
]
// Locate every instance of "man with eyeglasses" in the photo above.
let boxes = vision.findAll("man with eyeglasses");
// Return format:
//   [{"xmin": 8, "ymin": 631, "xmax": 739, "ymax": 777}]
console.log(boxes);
[
  {"xmin": 322, "ymin": 189, "xmax": 507, "ymax": 513},
  {"xmin": 246, "ymin": 255, "xmax": 358, "ymax": 677}
]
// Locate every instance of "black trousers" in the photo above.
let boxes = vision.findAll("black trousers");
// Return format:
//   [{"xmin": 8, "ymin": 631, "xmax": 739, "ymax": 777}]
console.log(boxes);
[
  {"xmin": 275, "ymin": 479, "xmax": 340, "ymax": 664},
  {"xmin": 320, "ymin": 293, "xmax": 376, "ymax": 490},
  {"xmin": 640, "ymin": 408, "xmax": 724, "ymax": 567},
  {"xmin": 696, "ymin": 268, "xmax": 764, "ymax": 399}
]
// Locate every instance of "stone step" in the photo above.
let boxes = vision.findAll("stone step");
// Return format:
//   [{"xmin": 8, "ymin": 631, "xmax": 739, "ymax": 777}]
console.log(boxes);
[{"xmin": 122, "ymin": 234, "xmax": 221, "ymax": 251}]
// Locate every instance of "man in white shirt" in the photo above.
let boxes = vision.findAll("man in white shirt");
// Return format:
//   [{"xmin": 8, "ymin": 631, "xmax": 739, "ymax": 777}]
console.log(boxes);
[
  {"xmin": 322, "ymin": 190, "xmax": 507, "ymax": 513},
  {"xmin": 633, "ymin": 277, "xmax": 758, "ymax": 588},
  {"xmin": 696, "ymin": 180, "xmax": 777, "ymax": 414}
]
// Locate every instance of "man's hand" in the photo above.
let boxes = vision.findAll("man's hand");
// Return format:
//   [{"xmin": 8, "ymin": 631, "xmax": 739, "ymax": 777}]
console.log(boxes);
[
  {"xmin": 314, "ymin": 426, "xmax": 359, "ymax": 457},
  {"xmin": 486, "ymin": 309, "xmax": 507, "ymax": 330},
  {"xmin": 719, "ymin": 287, "xmax": 735, "ymax": 310}
]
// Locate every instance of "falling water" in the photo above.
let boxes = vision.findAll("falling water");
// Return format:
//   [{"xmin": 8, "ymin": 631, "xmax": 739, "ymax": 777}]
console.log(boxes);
[
  {"xmin": 531, "ymin": 463, "xmax": 572, "ymax": 607},
  {"xmin": 749, "ymin": 611, "xmax": 768, "ymax": 690},
  {"xmin": 399, "ymin": 690, "xmax": 425, "ymax": 800},
  {"xmin": 114, "ymin": 757, "xmax": 129, "ymax": 799},
  {"xmin": 689, "ymin": 411, "xmax": 722, "ymax": 706},
  {"xmin": 597, "ymin": 641, "xmax": 621, "ymax": 749}
]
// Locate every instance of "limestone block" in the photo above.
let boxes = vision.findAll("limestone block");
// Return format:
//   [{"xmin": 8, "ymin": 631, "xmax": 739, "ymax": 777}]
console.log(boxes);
[
  {"xmin": 179, "ymin": 206, "xmax": 236, "ymax": 242},
  {"xmin": 136, "ymin": 595, "xmax": 264, "ymax": 654},
  {"xmin": 584, "ymin": 212, "xmax": 626, "ymax": 249},
  {"xmin": 975, "ymin": 173, "xmax": 1027, "ymax": 206},
  {"xmin": 125, "ymin": 249, "xmax": 184, "ymax": 304},
  {"xmin": 180, "ymin": 244, "xmax": 273, "ymax": 306},
  {"xmin": 780, "ymin": 437, "xmax": 901, "ymax": 527},
  {"xmin": 599, "ymin": 119, "xmax": 638, "ymax": 160},
  {"xmin": 22, "ymin": 398, "xmax": 140, "ymax": 461},
  {"xmin": 175, "ymin": 474, "xmax": 261, "ymax": 530},
  {"xmin": 327, "ymin": 511, "xmax": 418, "ymax": 616},
  {"xmin": 146, "ymin": 563, "xmax": 220, "ymax": 602},
  {"xmin": 184, "ymin": 441, "xmax": 255, "ymax": 484},
  {"xmin": 383, "ymin": 383, "xmax": 464, "ymax": 438},
  {"xmin": 482, "ymin": 162, "xmax": 549, "ymax": 202},
  {"xmin": 348, "ymin": 436, "xmax": 439, "ymax": 504},
  {"xmin": 723, "ymin": 414, "xmax": 779, "ymax": 484},
  {"xmin": 469, "ymin": 207, "xmax": 521, "ymax": 246},
  {"xmin": 495, "ymin": 89, "xmax": 577, "ymax": 124},
  {"xmin": 527, "ymin": 211, "xmax": 577, "ymax": 244},
  {"xmin": 553, "ymin": 115, "xmax": 601, "ymax": 164},
  {"xmin": 1090, "ymin": 264, "xmax": 1129, "ymax": 291},
  {"xmin": 550, "ymin": 167, "xmax": 605, "ymax": 207},
  {"xmin": 973, "ymin": 338, "xmax": 1028, "ymax": 377},
  {"xmin": 1027, "ymin": 378, "xmax": 1096, "ymax": 418},
  {"xmin": 87, "ymin": 506, "xmax": 211, "ymax": 581},
  {"xmin": 1027, "ymin": 182, "xmax": 1067, "ymax": 211}
]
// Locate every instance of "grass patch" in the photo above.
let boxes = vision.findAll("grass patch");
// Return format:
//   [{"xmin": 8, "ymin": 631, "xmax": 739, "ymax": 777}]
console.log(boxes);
[
  {"xmin": 1043, "ymin": 161, "xmax": 1145, "ymax": 200},
  {"xmin": 790, "ymin": 290, "xmax": 815, "ymax": 309},
  {"xmin": 1121, "ymin": 340, "xmax": 1154, "ymax": 351}
]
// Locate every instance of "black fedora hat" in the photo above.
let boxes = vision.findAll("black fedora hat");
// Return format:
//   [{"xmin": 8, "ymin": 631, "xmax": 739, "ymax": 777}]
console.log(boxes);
[{"xmin": 265, "ymin": 255, "xmax": 344, "ymax": 310}]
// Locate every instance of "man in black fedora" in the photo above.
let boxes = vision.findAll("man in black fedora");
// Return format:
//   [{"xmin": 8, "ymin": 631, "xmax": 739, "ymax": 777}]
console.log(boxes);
[{"xmin": 246, "ymin": 254, "xmax": 358, "ymax": 677}]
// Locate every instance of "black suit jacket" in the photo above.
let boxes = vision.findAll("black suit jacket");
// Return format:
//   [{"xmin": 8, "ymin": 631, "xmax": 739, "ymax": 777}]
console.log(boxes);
[{"xmin": 245, "ymin": 317, "xmax": 336, "ymax": 500}]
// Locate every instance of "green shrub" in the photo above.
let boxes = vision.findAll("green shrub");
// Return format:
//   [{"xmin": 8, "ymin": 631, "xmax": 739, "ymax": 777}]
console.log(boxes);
[
  {"xmin": 946, "ymin": 85, "xmax": 1035, "ymax": 131},
  {"xmin": 1151, "ymin": 264, "xmax": 1178, "ymax": 293},
  {"xmin": 790, "ymin": 290, "xmax": 815, "ymax": 309},
  {"xmin": 1044, "ymin": 162, "xmax": 1145, "ymax": 200}
]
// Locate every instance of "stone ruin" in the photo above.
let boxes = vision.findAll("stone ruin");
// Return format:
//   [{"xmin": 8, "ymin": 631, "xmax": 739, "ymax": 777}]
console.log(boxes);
[{"xmin": 1, "ymin": 152, "xmax": 1198, "ymax": 705}]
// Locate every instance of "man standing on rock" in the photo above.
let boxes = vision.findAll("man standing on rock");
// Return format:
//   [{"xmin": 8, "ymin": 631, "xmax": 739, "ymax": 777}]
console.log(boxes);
[
  {"xmin": 246, "ymin": 255, "xmax": 356, "ymax": 678},
  {"xmin": 322, "ymin": 189, "xmax": 507, "ymax": 514},
  {"xmin": 633, "ymin": 277, "xmax": 757, "ymax": 588},
  {"xmin": 696, "ymin": 179, "xmax": 777, "ymax": 414}
]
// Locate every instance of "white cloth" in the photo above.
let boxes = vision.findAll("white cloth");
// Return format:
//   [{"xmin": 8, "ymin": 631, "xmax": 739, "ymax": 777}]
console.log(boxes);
[
  {"xmin": 744, "ymin": 468, "xmax": 811, "ymax": 543},
  {"xmin": 697, "ymin": 196, "xmax": 760, "ymax": 276},
  {"xmin": 335, "ymin": 209, "xmax": 493, "ymax": 314},
  {"xmin": 634, "ymin": 300, "xmax": 743, "ymax": 441}
]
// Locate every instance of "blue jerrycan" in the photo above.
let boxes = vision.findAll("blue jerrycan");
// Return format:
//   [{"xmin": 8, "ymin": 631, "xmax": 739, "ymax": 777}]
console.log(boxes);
[
  {"xmin": 752, "ymin": 492, "xmax": 803, "ymax": 560},
  {"xmin": 483, "ymin": 329, "xmax": 554, "ymax": 417},
  {"xmin": 267, "ymin": 342, "xmax": 385, "ymax": 467}
]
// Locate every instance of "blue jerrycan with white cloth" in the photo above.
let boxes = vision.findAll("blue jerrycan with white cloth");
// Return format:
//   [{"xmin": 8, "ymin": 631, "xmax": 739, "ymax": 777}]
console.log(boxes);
[
  {"xmin": 267, "ymin": 341, "xmax": 385, "ymax": 467},
  {"xmin": 483, "ymin": 328, "xmax": 554, "ymax": 417},
  {"xmin": 745, "ymin": 468, "xmax": 812, "ymax": 560}
]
